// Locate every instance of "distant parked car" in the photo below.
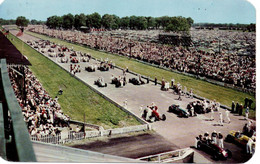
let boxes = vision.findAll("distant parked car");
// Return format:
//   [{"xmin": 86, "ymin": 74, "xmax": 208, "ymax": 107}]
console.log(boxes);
[{"xmin": 168, "ymin": 104, "xmax": 189, "ymax": 118}]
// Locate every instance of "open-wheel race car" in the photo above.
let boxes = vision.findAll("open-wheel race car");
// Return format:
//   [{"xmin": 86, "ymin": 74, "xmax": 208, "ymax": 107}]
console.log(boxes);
[
  {"xmin": 70, "ymin": 57, "xmax": 79, "ymax": 63},
  {"xmin": 98, "ymin": 64, "xmax": 109, "ymax": 71},
  {"xmin": 197, "ymin": 140, "xmax": 232, "ymax": 160},
  {"xmin": 85, "ymin": 65, "xmax": 96, "ymax": 72},
  {"xmin": 94, "ymin": 77, "xmax": 107, "ymax": 87},
  {"xmin": 225, "ymin": 130, "xmax": 255, "ymax": 148},
  {"xmin": 58, "ymin": 52, "xmax": 65, "ymax": 57},
  {"xmin": 111, "ymin": 77, "xmax": 125, "ymax": 88},
  {"xmin": 168, "ymin": 104, "xmax": 189, "ymax": 118},
  {"xmin": 142, "ymin": 105, "xmax": 166, "ymax": 122},
  {"xmin": 129, "ymin": 78, "xmax": 145, "ymax": 85}
]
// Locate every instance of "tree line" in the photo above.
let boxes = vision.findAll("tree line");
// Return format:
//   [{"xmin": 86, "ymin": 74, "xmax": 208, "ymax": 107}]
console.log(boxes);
[
  {"xmin": 0, "ymin": 17, "xmax": 45, "ymax": 26},
  {"xmin": 193, "ymin": 23, "xmax": 256, "ymax": 32},
  {"xmin": 45, "ymin": 12, "xmax": 194, "ymax": 32}
]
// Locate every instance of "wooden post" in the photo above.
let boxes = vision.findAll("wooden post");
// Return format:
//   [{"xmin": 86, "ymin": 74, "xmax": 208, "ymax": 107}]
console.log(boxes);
[{"xmin": 84, "ymin": 113, "xmax": 86, "ymax": 138}]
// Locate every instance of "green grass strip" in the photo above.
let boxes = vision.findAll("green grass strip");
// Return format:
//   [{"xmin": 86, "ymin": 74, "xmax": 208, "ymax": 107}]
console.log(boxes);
[
  {"xmin": 26, "ymin": 31, "xmax": 256, "ymax": 119},
  {"xmin": 6, "ymin": 31, "xmax": 140, "ymax": 129}
]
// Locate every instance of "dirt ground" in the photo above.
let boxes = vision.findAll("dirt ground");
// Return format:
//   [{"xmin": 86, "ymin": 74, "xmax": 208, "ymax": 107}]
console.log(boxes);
[{"xmin": 70, "ymin": 132, "xmax": 180, "ymax": 159}]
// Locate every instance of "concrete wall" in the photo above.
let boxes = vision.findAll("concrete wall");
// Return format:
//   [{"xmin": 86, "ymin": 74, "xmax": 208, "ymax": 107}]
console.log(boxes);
[{"xmin": 32, "ymin": 141, "xmax": 142, "ymax": 162}]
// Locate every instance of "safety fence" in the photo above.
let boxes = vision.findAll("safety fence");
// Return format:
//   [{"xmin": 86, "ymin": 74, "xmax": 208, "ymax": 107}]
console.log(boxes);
[{"xmin": 30, "ymin": 124, "xmax": 150, "ymax": 144}]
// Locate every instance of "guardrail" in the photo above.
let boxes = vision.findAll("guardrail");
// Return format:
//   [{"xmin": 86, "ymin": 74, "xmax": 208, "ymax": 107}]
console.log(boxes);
[
  {"xmin": 0, "ymin": 59, "xmax": 36, "ymax": 161},
  {"xmin": 0, "ymin": 103, "xmax": 6, "ymax": 160},
  {"xmin": 137, "ymin": 148, "xmax": 194, "ymax": 163}
]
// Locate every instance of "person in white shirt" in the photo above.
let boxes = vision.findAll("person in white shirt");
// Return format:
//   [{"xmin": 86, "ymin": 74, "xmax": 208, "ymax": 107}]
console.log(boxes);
[
  {"xmin": 219, "ymin": 112, "xmax": 223, "ymax": 126},
  {"xmin": 225, "ymin": 109, "xmax": 231, "ymax": 123},
  {"xmin": 246, "ymin": 137, "xmax": 255, "ymax": 154}
]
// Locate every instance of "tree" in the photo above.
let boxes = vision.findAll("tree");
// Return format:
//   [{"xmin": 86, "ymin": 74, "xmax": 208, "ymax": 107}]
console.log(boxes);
[
  {"xmin": 46, "ymin": 15, "xmax": 62, "ymax": 29},
  {"xmin": 155, "ymin": 17, "xmax": 162, "ymax": 29},
  {"xmin": 101, "ymin": 14, "xmax": 114, "ymax": 29},
  {"xmin": 86, "ymin": 12, "xmax": 101, "ymax": 28},
  {"xmin": 136, "ymin": 16, "xmax": 147, "ymax": 30},
  {"xmin": 0, "ymin": 18, "xmax": 15, "ymax": 25},
  {"xmin": 186, "ymin": 17, "xmax": 194, "ymax": 28},
  {"xmin": 165, "ymin": 16, "xmax": 190, "ymax": 33},
  {"xmin": 85, "ymin": 14, "xmax": 92, "ymax": 28},
  {"xmin": 16, "ymin": 16, "xmax": 29, "ymax": 27},
  {"xmin": 74, "ymin": 13, "xmax": 86, "ymax": 30},
  {"xmin": 160, "ymin": 16, "xmax": 171, "ymax": 29},
  {"xmin": 146, "ymin": 17, "xmax": 156, "ymax": 29},
  {"xmin": 62, "ymin": 13, "xmax": 74, "ymax": 29},
  {"xmin": 30, "ymin": 19, "xmax": 44, "ymax": 25},
  {"xmin": 30, "ymin": 19, "xmax": 37, "ymax": 25},
  {"xmin": 120, "ymin": 16, "xmax": 130, "ymax": 29},
  {"xmin": 112, "ymin": 15, "xmax": 120, "ymax": 29},
  {"xmin": 129, "ymin": 15, "xmax": 137, "ymax": 29}
]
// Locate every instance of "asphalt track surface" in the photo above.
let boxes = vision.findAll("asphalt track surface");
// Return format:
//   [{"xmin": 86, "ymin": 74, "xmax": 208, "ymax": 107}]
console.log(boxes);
[{"xmin": 8, "ymin": 29, "xmax": 255, "ymax": 163}]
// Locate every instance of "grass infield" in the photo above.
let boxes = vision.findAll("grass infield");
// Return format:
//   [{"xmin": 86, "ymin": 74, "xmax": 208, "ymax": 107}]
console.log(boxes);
[
  {"xmin": 25, "ymin": 31, "xmax": 256, "ymax": 120},
  {"xmin": 6, "ymin": 31, "xmax": 141, "ymax": 129}
]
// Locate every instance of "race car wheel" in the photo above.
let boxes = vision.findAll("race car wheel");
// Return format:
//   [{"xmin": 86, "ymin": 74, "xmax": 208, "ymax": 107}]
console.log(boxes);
[
  {"xmin": 213, "ymin": 153, "xmax": 219, "ymax": 161},
  {"xmin": 226, "ymin": 149, "xmax": 232, "ymax": 158},
  {"xmin": 162, "ymin": 114, "xmax": 166, "ymax": 121},
  {"xmin": 197, "ymin": 142, "xmax": 201, "ymax": 149},
  {"xmin": 225, "ymin": 134, "xmax": 233, "ymax": 142}
]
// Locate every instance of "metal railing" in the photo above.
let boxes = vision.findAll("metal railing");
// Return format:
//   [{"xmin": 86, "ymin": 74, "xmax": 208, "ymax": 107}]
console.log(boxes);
[
  {"xmin": 0, "ymin": 103, "xmax": 6, "ymax": 160},
  {"xmin": 30, "ymin": 124, "xmax": 149, "ymax": 145},
  {"xmin": 31, "ymin": 134, "xmax": 62, "ymax": 144}
]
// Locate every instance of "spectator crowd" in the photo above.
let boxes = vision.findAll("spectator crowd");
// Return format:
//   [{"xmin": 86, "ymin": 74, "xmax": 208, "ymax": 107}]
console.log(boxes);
[
  {"xmin": 29, "ymin": 26, "xmax": 255, "ymax": 92},
  {"xmin": 9, "ymin": 66, "xmax": 70, "ymax": 139}
]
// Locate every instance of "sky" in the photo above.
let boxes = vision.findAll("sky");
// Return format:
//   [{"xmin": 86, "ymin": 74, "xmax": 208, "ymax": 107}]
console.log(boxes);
[{"xmin": 0, "ymin": 0, "xmax": 257, "ymax": 24}]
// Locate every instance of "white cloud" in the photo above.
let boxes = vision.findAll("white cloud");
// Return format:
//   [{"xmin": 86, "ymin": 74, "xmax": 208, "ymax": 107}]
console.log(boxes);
[{"xmin": 0, "ymin": 0, "xmax": 4, "ymax": 5}]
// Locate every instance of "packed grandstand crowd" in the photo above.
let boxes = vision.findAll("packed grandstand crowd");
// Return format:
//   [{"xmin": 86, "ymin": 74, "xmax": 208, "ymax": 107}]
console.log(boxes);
[
  {"xmin": 9, "ymin": 66, "xmax": 70, "ymax": 138},
  {"xmin": 29, "ymin": 26, "xmax": 256, "ymax": 91}
]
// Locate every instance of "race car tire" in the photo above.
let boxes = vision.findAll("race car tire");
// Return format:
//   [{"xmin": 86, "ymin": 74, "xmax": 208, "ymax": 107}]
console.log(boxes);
[
  {"xmin": 213, "ymin": 153, "xmax": 220, "ymax": 161},
  {"xmin": 226, "ymin": 149, "xmax": 232, "ymax": 158},
  {"xmin": 225, "ymin": 134, "xmax": 233, "ymax": 142},
  {"xmin": 197, "ymin": 142, "xmax": 201, "ymax": 149},
  {"xmin": 162, "ymin": 114, "xmax": 166, "ymax": 121}
]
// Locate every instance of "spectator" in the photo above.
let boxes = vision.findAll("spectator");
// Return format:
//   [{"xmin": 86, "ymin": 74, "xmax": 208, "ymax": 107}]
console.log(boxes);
[
  {"xmin": 218, "ymin": 132, "xmax": 224, "ymax": 148},
  {"xmin": 8, "ymin": 66, "xmax": 71, "ymax": 138},
  {"xmin": 245, "ymin": 107, "xmax": 249, "ymax": 120}
]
